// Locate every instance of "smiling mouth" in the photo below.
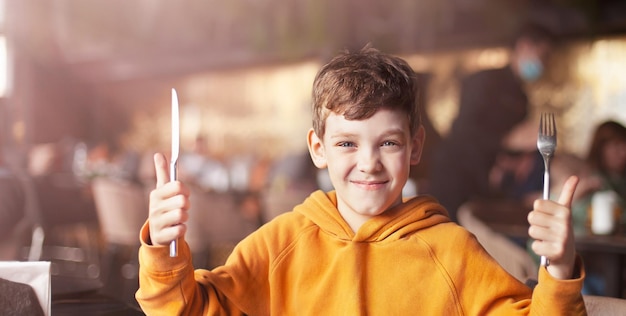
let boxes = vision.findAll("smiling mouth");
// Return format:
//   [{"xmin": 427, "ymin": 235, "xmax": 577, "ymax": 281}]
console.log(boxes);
[{"xmin": 351, "ymin": 180, "xmax": 388, "ymax": 190}]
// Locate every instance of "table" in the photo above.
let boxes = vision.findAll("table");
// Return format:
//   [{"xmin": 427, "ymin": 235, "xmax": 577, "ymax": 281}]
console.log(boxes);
[
  {"xmin": 574, "ymin": 233, "xmax": 626, "ymax": 298},
  {"xmin": 461, "ymin": 198, "xmax": 530, "ymax": 242},
  {"xmin": 461, "ymin": 198, "xmax": 626, "ymax": 298},
  {"xmin": 575, "ymin": 233, "xmax": 626, "ymax": 255},
  {"xmin": 52, "ymin": 292, "xmax": 145, "ymax": 316},
  {"xmin": 51, "ymin": 275, "xmax": 145, "ymax": 316}
]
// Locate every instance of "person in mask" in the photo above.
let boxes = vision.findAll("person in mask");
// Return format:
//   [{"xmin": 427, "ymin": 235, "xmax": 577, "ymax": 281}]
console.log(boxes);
[{"xmin": 428, "ymin": 22, "xmax": 555, "ymax": 222}]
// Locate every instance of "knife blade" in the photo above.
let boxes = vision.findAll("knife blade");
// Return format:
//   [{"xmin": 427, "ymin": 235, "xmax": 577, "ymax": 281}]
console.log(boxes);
[{"xmin": 169, "ymin": 88, "xmax": 180, "ymax": 257}]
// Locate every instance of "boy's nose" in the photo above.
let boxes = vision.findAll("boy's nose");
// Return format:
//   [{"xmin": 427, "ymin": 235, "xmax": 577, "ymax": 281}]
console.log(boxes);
[{"xmin": 357, "ymin": 148, "xmax": 382, "ymax": 173}]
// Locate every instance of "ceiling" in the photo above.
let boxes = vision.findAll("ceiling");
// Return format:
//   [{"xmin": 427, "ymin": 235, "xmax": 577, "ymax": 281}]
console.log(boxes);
[
  {"xmin": 8, "ymin": 0, "xmax": 626, "ymax": 84},
  {"xmin": 4, "ymin": 0, "xmax": 626, "ymax": 146}
]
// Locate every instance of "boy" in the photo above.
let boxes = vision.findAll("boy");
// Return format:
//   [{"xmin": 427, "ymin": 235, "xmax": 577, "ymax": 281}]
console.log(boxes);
[{"xmin": 136, "ymin": 47, "xmax": 586, "ymax": 315}]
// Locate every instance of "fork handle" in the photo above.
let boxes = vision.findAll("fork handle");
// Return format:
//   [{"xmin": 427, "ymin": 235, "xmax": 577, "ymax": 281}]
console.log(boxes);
[
  {"xmin": 542, "ymin": 169, "xmax": 550, "ymax": 200},
  {"xmin": 541, "ymin": 163, "xmax": 550, "ymax": 267},
  {"xmin": 541, "ymin": 158, "xmax": 550, "ymax": 267}
]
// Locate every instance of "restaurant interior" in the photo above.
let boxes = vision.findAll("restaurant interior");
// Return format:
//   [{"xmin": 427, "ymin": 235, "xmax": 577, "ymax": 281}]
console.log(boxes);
[{"xmin": 1, "ymin": 0, "xmax": 626, "ymax": 314}]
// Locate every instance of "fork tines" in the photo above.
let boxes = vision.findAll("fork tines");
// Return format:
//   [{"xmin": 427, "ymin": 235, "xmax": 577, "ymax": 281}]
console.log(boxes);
[{"xmin": 539, "ymin": 112, "xmax": 556, "ymax": 137}]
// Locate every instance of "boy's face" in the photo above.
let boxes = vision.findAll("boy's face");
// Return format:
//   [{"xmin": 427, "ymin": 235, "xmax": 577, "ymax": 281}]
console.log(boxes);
[{"xmin": 307, "ymin": 108, "xmax": 424, "ymax": 231}]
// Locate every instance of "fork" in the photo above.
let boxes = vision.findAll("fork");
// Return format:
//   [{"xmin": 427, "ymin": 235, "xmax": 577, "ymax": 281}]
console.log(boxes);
[{"xmin": 537, "ymin": 112, "xmax": 557, "ymax": 267}]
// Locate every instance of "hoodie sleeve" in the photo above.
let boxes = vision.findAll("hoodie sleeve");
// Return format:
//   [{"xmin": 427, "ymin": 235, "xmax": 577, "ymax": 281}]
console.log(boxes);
[
  {"xmin": 136, "ymin": 221, "xmax": 258, "ymax": 316},
  {"xmin": 135, "ymin": 220, "xmax": 274, "ymax": 316},
  {"xmin": 135, "ymin": 222, "xmax": 212, "ymax": 315},
  {"xmin": 433, "ymin": 224, "xmax": 586, "ymax": 315},
  {"xmin": 529, "ymin": 260, "xmax": 587, "ymax": 315}
]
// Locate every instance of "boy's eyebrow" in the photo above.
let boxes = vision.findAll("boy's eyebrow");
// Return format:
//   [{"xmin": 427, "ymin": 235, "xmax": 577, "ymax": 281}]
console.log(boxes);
[
  {"xmin": 327, "ymin": 131, "xmax": 357, "ymax": 140},
  {"xmin": 328, "ymin": 127, "xmax": 407, "ymax": 139},
  {"xmin": 380, "ymin": 128, "xmax": 407, "ymax": 137}
]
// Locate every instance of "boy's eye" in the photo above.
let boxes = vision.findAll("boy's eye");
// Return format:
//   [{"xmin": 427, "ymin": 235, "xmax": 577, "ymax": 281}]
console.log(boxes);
[
  {"xmin": 337, "ymin": 141, "xmax": 355, "ymax": 148},
  {"xmin": 382, "ymin": 140, "xmax": 399, "ymax": 147}
]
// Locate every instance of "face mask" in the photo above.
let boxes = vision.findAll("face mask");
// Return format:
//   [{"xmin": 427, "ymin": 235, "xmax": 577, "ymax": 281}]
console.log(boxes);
[{"xmin": 518, "ymin": 58, "xmax": 543, "ymax": 82}]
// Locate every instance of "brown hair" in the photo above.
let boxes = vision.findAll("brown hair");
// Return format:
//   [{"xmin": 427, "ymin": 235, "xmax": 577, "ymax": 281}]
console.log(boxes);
[
  {"xmin": 586, "ymin": 120, "xmax": 626, "ymax": 174},
  {"xmin": 511, "ymin": 21, "xmax": 556, "ymax": 48},
  {"xmin": 311, "ymin": 45, "xmax": 421, "ymax": 138}
]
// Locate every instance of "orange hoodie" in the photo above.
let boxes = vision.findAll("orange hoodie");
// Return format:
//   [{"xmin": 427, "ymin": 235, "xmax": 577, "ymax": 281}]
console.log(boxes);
[{"xmin": 136, "ymin": 190, "xmax": 586, "ymax": 315}]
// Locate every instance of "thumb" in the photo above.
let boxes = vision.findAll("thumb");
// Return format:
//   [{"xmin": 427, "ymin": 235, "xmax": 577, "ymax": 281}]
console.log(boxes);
[
  {"xmin": 153, "ymin": 153, "xmax": 170, "ymax": 188},
  {"xmin": 557, "ymin": 175, "xmax": 579, "ymax": 208}
]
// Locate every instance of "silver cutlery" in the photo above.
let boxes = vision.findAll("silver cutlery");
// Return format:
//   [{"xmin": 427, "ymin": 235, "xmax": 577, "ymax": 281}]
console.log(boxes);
[
  {"xmin": 537, "ymin": 112, "xmax": 556, "ymax": 267},
  {"xmin": 170, "ymin": 88, "xmax": 180, "ymax": 257}
]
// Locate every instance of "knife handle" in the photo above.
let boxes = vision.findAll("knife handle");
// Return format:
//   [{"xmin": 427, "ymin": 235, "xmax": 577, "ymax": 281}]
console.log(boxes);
[
  {"xmin": 169, "ymin": 161, "xmax": 178, "ymax": 257},
  {"xmin": 169, "ymin": 240, "xmax": 178, "ymax": 257},
  {"xmin": 170, "ymin": 161, "xmax": 178, "ymax": 182}
]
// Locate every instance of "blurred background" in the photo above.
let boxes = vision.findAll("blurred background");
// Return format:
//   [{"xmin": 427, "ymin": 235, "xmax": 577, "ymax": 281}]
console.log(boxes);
[
  {"xmin": 1, "ymin": 0, "xmax": 626, "ymax": 309},
  {"xmin": 3, "ymin": 0, "xmax": 626, "ymax": 157}
]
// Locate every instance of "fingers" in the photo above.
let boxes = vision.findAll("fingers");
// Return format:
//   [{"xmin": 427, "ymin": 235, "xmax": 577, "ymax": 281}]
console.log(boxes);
[
  {"xmin": 148, "ymin": 185, "xmax": 190, "ymax": 246},
  {"xmin": 148, "ymin": 154, "xmax": 191, "ymax": 246},
  {"xmin": 557, "ymin": 175, "xmax": 579, "ymax": 208},
  {"xmin": 154, "ymin": 153, "xmax": 170, "ymax": 188},
  {"xmin": 529, "ymin": 175, "xmax": 579, "ymax": 225},
  {"xmin": 528, "ymin": 205, "xmax": 569, "ymax": 245},
  {"xmin": 155, "ymin": 224, "xmax": 187, "ymax": 246},
  {"xmin": 528, "ymin": 175, "xmax": 578, "ymax": 239},
  {"xmin": 149, "ymin": 203, "xmax": 189, "ymax": 246},
  {"xmin": 527, "ymin": 175, "xmax": 578, "ymax": 277}
]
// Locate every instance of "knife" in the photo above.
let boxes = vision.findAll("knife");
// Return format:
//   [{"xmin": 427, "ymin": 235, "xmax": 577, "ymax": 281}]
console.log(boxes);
[{"xmin": 170, "ymin": 88, "xmax": 180, "ymax": 257}]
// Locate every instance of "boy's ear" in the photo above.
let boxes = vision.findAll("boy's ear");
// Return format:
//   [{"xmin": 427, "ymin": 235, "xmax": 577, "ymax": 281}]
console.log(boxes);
[
  {"xmin": 410, "ymin": 126, "xmax": 426, "ymax": 165},
  {"xmin": 307, "ymin": 128, "xmax": 327, "ymax": 168}
]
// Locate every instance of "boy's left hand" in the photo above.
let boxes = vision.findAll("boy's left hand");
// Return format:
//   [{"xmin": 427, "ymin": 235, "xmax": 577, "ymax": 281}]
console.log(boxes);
[{"xmin": 527, "ymin": 175, "xmax": 579, "ymax": 280}]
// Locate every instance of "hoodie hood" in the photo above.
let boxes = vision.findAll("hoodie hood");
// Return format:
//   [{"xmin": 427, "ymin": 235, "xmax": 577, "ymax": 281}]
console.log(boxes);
[{"xmin": 293, "ymin": 190, "xmax": 450, "ymax": 242}]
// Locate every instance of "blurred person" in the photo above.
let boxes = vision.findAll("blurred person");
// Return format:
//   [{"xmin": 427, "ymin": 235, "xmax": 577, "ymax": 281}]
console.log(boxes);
[
  {"xmin": 539, "ymin": 120, "xmax": 626, "ymax": 296},
  {"xmin": 27, "ymin": 143, "xmax": 62, "ymax": 177},
  {"xmin": 178, "ymin": 135, "xmax": 209, "ymax": 184},
  {"xmin": 138, "ymin": 149, "xmax": 159, "ymax": 188},
  {"xmin": 89, "ymin": 137, "xmax": 144, "ymax": 181},
  {"xmin": 429, "ymin": 22, "xmax": 555, "ymax": 222},
  {"xmin": 265, "ymin": 150, "xmax": 318, "ymax": 192},
  {"xmin": 483, "ymin": 119, "xmax": 545, "ymax": 251},
  {"xmin": 178, "ymin": 135, "xmax": 230, "ymax": 192},
  {"xmin": 84, "ymin": 140, "xmax": 112, "ymax": 177},
  {"xmin": 556, "ymin": 120, "xmax": 626, "ymax": 233},
  {"xmin": 110, "ymin": 148, "xmax": 142, "ymax": 183},
  {"xmin": 585, "ymin": 120, "xmax": 626, "ymax": 208},
  {"xmin": 408, "ymin": 72, "xmax": 441, "ymax": 194},
  {"xmin": 262, "ymin": 150, "xmax": 319, "ymax": 222},
  {"xmin": 579, "ymin": 120, "xmax": 626, "ymax": 296},
  {"xmin": 136, "ymin": 46, "xmax": 586, "ymax": 315},
  {"xmin": 488, "ymin": 119, "xmax": 544, "ymax": 208},
  {"xmin": 548, "ymin": 154, "xmax": 602, "ymax": 235}
]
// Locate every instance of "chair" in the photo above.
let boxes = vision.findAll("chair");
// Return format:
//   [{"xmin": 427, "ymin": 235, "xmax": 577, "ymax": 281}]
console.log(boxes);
[
  {"xmin": 583, "ymin": 295, "xmax": 626, "ymax": 315},
  {"xmin": 457, "ymin": 203, "xmax": 538, "ymax": 283},
  {"xmin": 260, "ymin": 185, "xmax": 315, "ymax": 223},
  {"xmin": 91, "ymin": 177, "xmax": 148, "ymax": 247},
  {"xmin": 187, "ymin": 187, "xmax": 259, "ymax": 268},
  {"xmin": 0, "ymin": 167, "xmax": 29, "ymax": 260},
  {"xmin": 22, "ymin": 173, "xmax": 102, "ymax": 292},
  {"xmin": 261, "ymin": 151, "xmax": 318, "ymax": 223},
  {"xmin": 91, "ymin": 177, "xmax": 148, "ymax": 303}
]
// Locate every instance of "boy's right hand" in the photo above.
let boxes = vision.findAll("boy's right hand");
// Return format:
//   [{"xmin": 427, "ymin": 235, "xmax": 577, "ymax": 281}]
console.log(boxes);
[{"xmin": 148, "ymin": 153, "xmax": 190, "ymax": 247}]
